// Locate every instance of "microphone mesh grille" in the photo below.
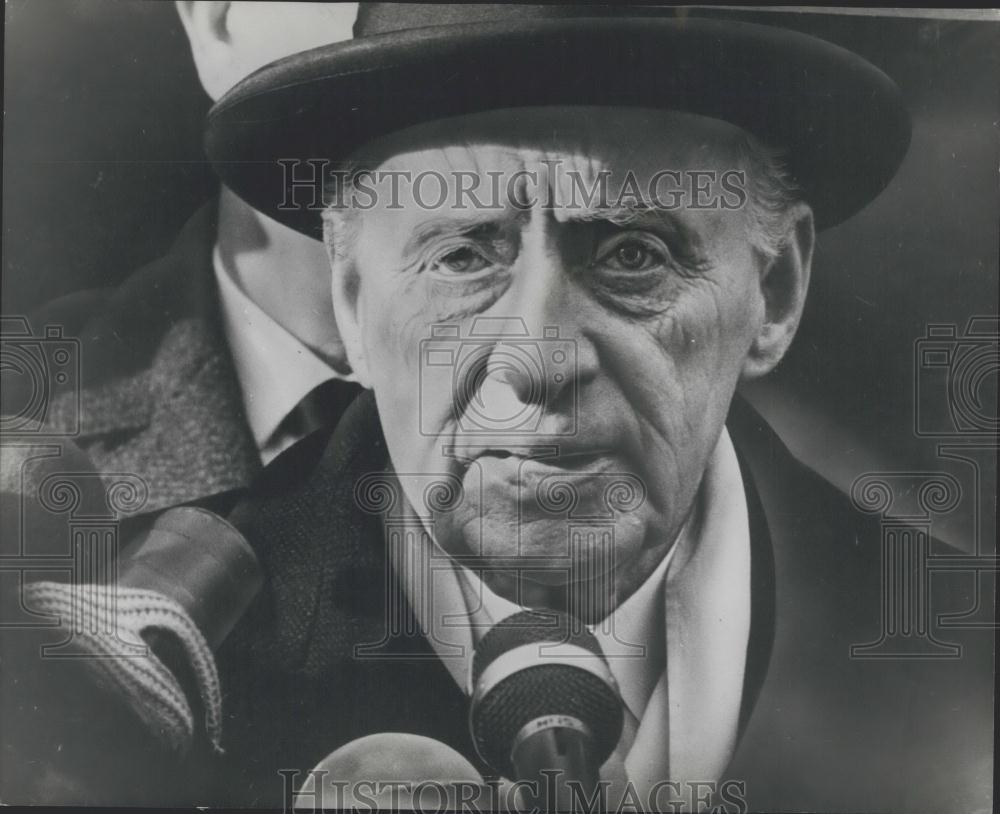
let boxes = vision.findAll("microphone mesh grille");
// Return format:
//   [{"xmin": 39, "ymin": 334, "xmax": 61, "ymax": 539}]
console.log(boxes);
[
  {"xmin": 472, "ymin": 609, "xmax": 602, "ymax": 683},
  {"xmin": 470, "ymin": 610, "xmax": 623, "ymax": 777}
]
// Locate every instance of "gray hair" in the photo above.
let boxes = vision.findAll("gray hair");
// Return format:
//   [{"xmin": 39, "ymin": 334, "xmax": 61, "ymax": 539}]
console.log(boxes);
[{"xmin": 737, "ymin": 133, "xmax": 803, "ymax": 260}]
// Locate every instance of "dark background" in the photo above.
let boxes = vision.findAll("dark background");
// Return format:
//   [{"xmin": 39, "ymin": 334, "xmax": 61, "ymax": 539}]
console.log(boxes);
[{"xmin": 3, "ymin": 3, "xmax": 997, "ymax": 549}]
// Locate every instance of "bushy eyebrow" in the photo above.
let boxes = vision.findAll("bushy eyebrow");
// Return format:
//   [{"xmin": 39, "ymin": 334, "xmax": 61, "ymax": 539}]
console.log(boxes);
[
  {"xmin": 401, "ymin": 205, "xmax": 710, "ymax": 271},
  {"xmin": 402, "ymin": 214, "xmax": 525, "ymax": 258},
  {"xmin": 567, "ymin": 205, "xmax": 710, "ymax": 271},
  {"xmin": 565, "ymin": 201, "xmax": 690, "ymax": 233}
]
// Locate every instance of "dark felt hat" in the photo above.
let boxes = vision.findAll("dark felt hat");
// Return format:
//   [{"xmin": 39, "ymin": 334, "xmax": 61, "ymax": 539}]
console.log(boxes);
[{"xmin": 205, "ymin": 3, "xmax": 911, "ymax": 237}]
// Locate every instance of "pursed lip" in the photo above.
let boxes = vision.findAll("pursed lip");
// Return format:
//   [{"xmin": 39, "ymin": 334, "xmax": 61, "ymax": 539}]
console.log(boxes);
[{"xmin": 450, "ymin": 446, "xmax": 617, "ymax": 474}]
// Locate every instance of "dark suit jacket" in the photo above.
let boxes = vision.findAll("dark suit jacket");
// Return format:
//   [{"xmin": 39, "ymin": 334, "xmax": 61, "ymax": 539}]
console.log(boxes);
[{"xmin": 2, "ymin": 205, "xmax": 993, "ymax": 811}]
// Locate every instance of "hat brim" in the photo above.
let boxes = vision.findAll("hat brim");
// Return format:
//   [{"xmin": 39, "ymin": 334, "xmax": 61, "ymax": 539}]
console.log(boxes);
[{"xmin": 205, "ymin": 17, "xmax": 910, "ymax": 237}]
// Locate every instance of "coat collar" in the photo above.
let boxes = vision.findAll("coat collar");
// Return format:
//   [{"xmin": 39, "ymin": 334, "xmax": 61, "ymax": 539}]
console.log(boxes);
[{"xmin": 46, "ymin": 203, "xmax": 261, "ymax": 514}]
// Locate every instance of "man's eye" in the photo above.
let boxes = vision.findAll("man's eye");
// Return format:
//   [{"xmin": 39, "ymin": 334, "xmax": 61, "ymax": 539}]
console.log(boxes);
[
  {"xmin": 595, "ymin": 234, "xmax": 670, "ymax": 272},
  {"xmin": 433, "ymin": 246, "xmax": 493, "ymax": 275}
]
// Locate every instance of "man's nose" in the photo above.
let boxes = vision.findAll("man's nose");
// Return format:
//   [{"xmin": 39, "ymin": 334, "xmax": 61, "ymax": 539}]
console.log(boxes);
[
  {"xmin": 476, "ymin": 348, "xmax": 543, "ymax": 418},
  {"xmin": 485, "ymin": 246, "xmax": 598, "ymax": 410}
]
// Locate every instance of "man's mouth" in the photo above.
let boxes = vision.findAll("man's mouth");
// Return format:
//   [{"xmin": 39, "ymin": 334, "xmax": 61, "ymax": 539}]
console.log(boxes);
[{"xmin": 454, "ymin": 447, "xmax": 617, "ymax": 476}]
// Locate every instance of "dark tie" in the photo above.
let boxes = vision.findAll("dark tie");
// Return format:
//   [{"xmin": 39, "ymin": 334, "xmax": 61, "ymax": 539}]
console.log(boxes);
[{"xmin": 278, "ymin": 378, "xmax": 364, "ymax": 443}]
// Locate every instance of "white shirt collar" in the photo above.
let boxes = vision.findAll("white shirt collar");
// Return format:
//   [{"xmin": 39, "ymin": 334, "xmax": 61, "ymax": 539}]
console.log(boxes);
[
  {"xmin": 213, "ymin": 245, "xmax": 353, "ymax": 463},
  {"xmin": 393, "ymin": 427, "xmax": 751, "ymax": 789}
]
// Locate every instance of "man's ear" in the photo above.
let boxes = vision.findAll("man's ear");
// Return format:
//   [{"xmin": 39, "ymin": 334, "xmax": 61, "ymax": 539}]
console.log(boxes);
[
  {"xmin": 175, "ymin": 2, "xmax": 233, "ymax": 102},
  {"xmin": 324, "ymin": 212, "xmax": 373, "ymax": 388},
  {"xmin": 741, "ymin": 203, "xmax": 815, "ymax": 380}
]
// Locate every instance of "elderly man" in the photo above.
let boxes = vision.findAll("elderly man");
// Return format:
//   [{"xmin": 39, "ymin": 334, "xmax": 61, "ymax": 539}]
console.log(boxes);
[
  {"xmin": 3, "ymin": 4, "xmax": 992, "ymax": 812},
  {"xmin": 198, "ymin": 5, "xmax": 993, "ymax": 812}
]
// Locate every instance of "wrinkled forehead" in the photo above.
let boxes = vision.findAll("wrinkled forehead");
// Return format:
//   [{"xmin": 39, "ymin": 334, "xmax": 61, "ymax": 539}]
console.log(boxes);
[{"xmin": 352, "ymin": 106, "xmax": 750, "ymax": 179}]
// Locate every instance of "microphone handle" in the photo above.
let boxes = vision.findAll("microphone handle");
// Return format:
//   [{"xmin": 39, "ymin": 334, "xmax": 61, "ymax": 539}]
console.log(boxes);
[
  {"xmin": 511, "ymin": 724, "xmax": 599, "ymax": 812},
  {"xmin": 11, "ymin": 506, "xmax": 260, "ymax": 803}
]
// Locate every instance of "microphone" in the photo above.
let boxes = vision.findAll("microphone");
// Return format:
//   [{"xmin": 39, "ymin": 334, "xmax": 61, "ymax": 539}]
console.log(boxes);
[
  {"xmin": 28, "ymin": 504, "xmax": 262, "ymax": 742},
  {"xmin": 293, "ymin": 733, "xmax": 486, "ymax": 811},
  {"xmin": 116, "ymin": 504, "xmax": 263, "ymax": 651},
  {"xmin": 470, "ymin": 610, "xmax": 624, "ymax": 812},
  {"xmin": 6, "ymin": 502, "xmax": 262, "ymax": 804}
]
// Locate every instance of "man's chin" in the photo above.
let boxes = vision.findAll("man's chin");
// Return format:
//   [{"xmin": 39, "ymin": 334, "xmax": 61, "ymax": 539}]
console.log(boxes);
[
  {"xmin": 436, "ymin": 513, "xmax": 644, "ymax": 589},
  {"xmin": 475, "ymin": 563, "xmax": 625, "ymax": 621}
]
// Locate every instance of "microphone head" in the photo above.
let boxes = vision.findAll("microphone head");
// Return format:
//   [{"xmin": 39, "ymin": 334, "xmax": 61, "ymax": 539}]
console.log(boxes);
[
  {"xmin": 295, "ymin": 733, "xmax": 484, "ymax": 810},
  {"xmin": 470, "ymin": 610, "xmax": 624, "ymax": 779}
]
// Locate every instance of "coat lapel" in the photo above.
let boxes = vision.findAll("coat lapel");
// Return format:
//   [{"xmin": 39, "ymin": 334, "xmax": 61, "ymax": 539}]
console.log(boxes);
[{"xmin": 724, "ymin": 396, "xmax": 888, "ymax": 807}]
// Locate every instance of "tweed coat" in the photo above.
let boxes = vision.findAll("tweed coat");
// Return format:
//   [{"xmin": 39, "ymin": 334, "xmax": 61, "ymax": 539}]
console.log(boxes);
[
  {"xmin": 1, "ymin": 204, "xmax": 993, "ymax": 811},
  {"xmin": 16, "ymin": 203, "xmax": 261, "ymax": 511}
]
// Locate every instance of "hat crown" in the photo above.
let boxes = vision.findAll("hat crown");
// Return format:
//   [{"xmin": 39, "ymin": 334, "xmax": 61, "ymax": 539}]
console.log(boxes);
[{"xmin": 208, "ymin": 7, "xmax": 911, "ymax": 236}]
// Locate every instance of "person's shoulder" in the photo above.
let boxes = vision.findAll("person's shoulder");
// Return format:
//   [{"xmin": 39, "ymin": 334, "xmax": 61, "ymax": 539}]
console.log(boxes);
[
  {"xmin": 20, "ymin": 287, "xmax": 116, "ymax": 340},
  {"xmin": 36, "ymin": 202, "xmax": 218, "ymax": 348},
  {"xmin": 726, "ymin": 393, "xmax": 978, "ymax": 599},
  {"xmin": 726, "ymin": 393, "xmax": 875, "ymax": 535},
  {"xmin": 727, "ymin": 394, "xmax": 993, "ymax": 813},
  {"xmin": 2, "ymin": 202, "xmax": 221, "ymax": 437},
  {"xmin": 28, "ymin": 203, "xmax": 217, "ymax": 385}
]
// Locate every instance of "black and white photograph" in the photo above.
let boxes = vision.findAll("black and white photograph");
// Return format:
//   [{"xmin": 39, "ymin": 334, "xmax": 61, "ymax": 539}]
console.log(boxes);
[{"xmin": 0, "ymin": 3, "xmax": 996, "ymax": 811}]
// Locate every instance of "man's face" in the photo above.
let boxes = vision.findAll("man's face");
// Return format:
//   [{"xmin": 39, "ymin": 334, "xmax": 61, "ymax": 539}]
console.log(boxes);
[{"xmin": 335, "ymin": 108, "xmax": 775, "ymax": 611}]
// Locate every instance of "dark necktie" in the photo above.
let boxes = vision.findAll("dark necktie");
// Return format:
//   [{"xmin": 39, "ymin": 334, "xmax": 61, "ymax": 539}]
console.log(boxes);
[{"xmin": 277, "ymin": 378, "xmax": 364, "ymax": 444}]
